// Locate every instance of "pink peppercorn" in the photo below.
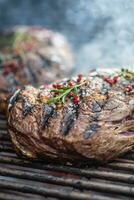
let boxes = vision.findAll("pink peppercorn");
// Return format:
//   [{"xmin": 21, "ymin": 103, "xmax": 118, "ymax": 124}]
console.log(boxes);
[{"xmin": 73, "ymin": 96, "xmax": 80, "ymax": 104}]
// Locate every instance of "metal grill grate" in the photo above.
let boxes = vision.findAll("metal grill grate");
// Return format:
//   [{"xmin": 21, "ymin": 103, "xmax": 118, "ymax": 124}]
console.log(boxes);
[{"xmin": 0, "ymin": 115, "xmax": 134, "ymax": 200}]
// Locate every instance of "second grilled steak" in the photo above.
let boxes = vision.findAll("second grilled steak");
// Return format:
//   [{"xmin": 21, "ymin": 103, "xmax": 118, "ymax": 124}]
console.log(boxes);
[
  {"xmin": 8, "ymin": 69, "xmax": 134, "ymax": 163},
  {"xmin": 0, "ymin": 26, "xmax": 74, "ymax": 113}
]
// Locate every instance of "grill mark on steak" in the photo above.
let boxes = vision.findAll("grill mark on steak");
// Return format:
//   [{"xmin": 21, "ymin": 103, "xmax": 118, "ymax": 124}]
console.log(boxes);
[
  {"xmin": 41, "ymin": 104, "xmax": 54, "ymax": 128},
  {"xmin": 92, "ymin": 96, "xmax": 107, "ymax": 113},
  {"xmin": 37, "ymin": 52, "xmax": 52, "ymax": 68},
  {"xmin": 7, "ymin": 69, "xmax": 134, "ymax": 163},
  {"xmin": 23, "ymin": 99, "xmax": 33, "ymax": 116},
  {"xmin": 84, "ymin": 98, "xmax": 106, "ymax": 139},
  {"xmin": 91, "ymin": 112, "xmax": 100, "ymax": 121},
  {"xmin": 84, "ymin": 123, "xmax": 100, "ymax": 139},
  {"xmin": 60, "ymin": 104, "xmax": 79, "ymax": 136},
  {"xmin": 90, "ymin": 98, "xmax": 107, "ymax": 121},
  {"xmin": 92, "ymin": 101, "xmax": 102, "ymax": 112}
]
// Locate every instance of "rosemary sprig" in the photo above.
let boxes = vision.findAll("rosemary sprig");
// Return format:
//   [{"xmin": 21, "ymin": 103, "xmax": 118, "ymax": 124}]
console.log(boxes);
[
  {"xmin": 119, "ymin": 68, "xmax": 134, "ymax": 79},
  {"xmin": 48, "ymin": 81, "xmax": 86, "ymax": 104},
  {"xmin": 108, "ymin": 68, "xmax": 134, "ymax": 80}
]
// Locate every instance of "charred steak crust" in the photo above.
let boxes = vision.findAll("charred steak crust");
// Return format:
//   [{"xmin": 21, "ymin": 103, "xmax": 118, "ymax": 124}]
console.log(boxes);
[
  {"xmin": 0, "ymin": 26, "xmax": 74, "ymax": 113},
  {"xmin": 60, "ymin": 104, "xmax": 79, "ymax": 136},
  {"xmin": 8, "ymin": 69, "xmax": 134, "ymax": 163},
  {"xmin": 41, "ymin": 104, "xmax": 54, "ymax": 128}
]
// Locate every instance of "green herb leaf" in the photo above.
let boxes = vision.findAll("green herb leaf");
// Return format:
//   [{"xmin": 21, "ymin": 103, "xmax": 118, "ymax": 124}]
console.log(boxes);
[
  {"xmin": 51, "ymin": 89, "xmax": 67, "ymax": 93},
  {"xmin": 119, "ymin": 68, "xmax": 134, "ymax": 79},
  {"xmin": 62, "ymin": 95, "xmax": 66, "ymax": 104},
  {"xmin": 48, "ymin": 80, "xmax": 86, "ymax": 105},
  {"xmin": 73, "ymin": 86, "xmax": 78, "ymax": 94}
]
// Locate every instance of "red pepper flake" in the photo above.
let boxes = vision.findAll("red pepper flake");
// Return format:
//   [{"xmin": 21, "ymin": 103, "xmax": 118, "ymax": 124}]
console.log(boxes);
[{"xmin": 77, "ymin": 74, "xmax": 83, "ymax": 83}]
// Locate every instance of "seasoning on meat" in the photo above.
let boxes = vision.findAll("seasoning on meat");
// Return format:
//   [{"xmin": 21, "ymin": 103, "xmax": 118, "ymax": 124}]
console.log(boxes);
[{"xmin": 8, "ymin": 68, "xmax": 134, "ymax": 163}]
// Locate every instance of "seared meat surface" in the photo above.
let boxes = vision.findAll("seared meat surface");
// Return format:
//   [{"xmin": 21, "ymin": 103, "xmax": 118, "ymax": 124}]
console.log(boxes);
[
  {"xmin": 0, "ymin": 26, "xmax": 74, "ymax": 113},
  {"xmin": 8, "ymin": 68, "xmax": 134, "ymax": 163}
]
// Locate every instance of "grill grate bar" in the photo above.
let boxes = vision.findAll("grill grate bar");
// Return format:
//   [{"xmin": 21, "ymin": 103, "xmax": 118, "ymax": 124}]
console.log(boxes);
[
  {"xmin": 0, "ymin": 193, "xmax": 29, "ymax": 200},
  {"xmin": 108, "ymin": 162, "xmax": 134, "ymax": 172},
  {"xmin": 0, "ymin": 144, "xmax": 14, "ymax": 152},
  {"xmin": 0, "ymin": 115, "xmax": 6, "ymax": 119},
  {"xmin": 0, "ymin": 177, "xmax": 119, "ymax": 200},
  {"xmin": 0, "ymin": 135, "xmax": 8, "ymax": 139},
  {"xmin": 0, "ymin": 154, "xmax": 134, "ymax": 183},
  {"xmin": 0, "ymin": 157, "xmax": 134, "ymax": 184},
  {"xmin": 0, "ymin": 119, "xmax": 7, "ymax": 129},
  {"xmin": 0, "ymin": 190, "xmax": 39, "ymax": 200},
  {"xmin": 0, "ymin": 159, "xmax": 134, "ymax": 196},
  {"xmin": 1, "ymin": 189, "xmax": 58, "ymax": 200},
  {"xmin": 1, "ymin": 161, "xmax": 134, "ymax": 184},
  {"xmin": 0, "ymin": 134, "xmax": 10, "ymax": 140}
]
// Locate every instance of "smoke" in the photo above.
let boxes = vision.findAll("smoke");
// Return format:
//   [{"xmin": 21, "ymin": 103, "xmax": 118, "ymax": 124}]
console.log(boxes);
[
  {"xmin": 0, "ymin": 0, "xmax": 134, "ymax": 73},
  {"xmin": 69, "ymin": 0, "xmax": 134, "ymax": 72}
]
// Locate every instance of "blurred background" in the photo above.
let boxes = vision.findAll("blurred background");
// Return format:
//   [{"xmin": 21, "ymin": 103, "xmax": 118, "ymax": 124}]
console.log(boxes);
[{"xmin": 0, "ymin": 0, "xmax": 134, "ymax": 73}]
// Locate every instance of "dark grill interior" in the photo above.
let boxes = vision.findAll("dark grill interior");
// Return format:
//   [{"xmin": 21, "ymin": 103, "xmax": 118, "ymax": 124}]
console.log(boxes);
[{"xmin": 0, "ymin": 114, "xmax": 134, "ymax": 200}]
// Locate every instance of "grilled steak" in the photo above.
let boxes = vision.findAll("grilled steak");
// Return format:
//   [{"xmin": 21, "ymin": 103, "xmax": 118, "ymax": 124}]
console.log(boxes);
[
  {"xmin": 8, "ymin": 68, "xmax": 134, "ymax": 163},
  {"xmin": 0, "ymin": 26, "xmax": 74, "ymax": 113}
]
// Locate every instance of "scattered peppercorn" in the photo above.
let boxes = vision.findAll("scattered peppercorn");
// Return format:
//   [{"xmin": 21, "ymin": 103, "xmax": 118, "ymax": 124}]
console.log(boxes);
[
  {"xmin": 73, "ymin": 96, "xmax": 80, "ymax": 104},
  {"xmin": 124, "ymin": 85, "xmax": 133, "ymax": 93},
  {"xmin": 48, "ymin": 79, "xmax": 86, "ymax": 105},
  {"xmin": 68, "ymin": 80, "xmax": 74, "ymax": 87},
  {"xmin": 68, "ymin": 92, "xmax": 75, "ymax": 97},
  {"xmin": 104, "ymin": 76, "xmax": 119, "ymax": 86},
  {"xmin": 52, "ymin": 84, "xmax": 57, "ymax": 88},
  {"xmin": 113, "ymin": 76, "xmax": 119, "ymax": 83},
  {"xmin": 104, "ymin": 77, "xmax": 114, "ymax": 85}
]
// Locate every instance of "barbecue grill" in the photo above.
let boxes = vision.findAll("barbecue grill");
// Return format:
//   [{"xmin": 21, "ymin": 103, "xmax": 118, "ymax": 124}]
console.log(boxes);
[{"xmin": 0, "ymin": 114, "xmax": 134, "ymax": 200}]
